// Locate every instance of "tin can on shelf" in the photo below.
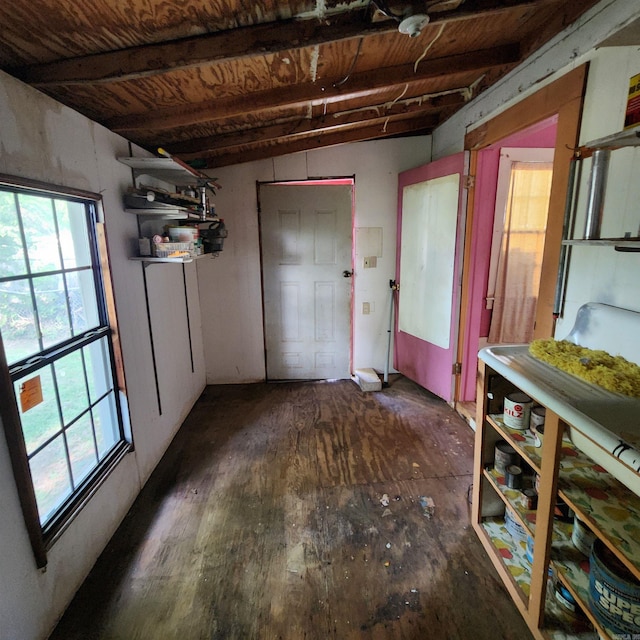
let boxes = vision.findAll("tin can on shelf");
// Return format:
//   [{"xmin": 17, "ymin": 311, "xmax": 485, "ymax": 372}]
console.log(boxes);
[
  {"xmin": 505, "ymin": 464, "xmax": 523, "ymax": 489},
  {"xmin": 520, "ymin": 488, "xmax": 538, "ymax": 511},
  {"xmin": 530, "ymin": 405, "xmax": 546, "ymax": 429},
  {"xmin": 572, "ymin": 515, "xmax": 596, "ymax": 556},
  {"xmin": 589, "ymin": 539, "xmax": 640, "ymax": 636},
  {"xmin": 555, "ymin": 582, "xmax": 583, "ymax": 618},
  {"xmin": 505, "ymin": 504, "xmax": 527, "ymax": 543},
  {"xmin": 494, "ymin": 440, "xmax": 518, "ymax": 475},
  {"xmin": 530, "ymin": 406, "xmax": 546, "ymax": 447},
  {"xmin": 503, "ymin": 392, "xmax": 533, "ymax": 430}
]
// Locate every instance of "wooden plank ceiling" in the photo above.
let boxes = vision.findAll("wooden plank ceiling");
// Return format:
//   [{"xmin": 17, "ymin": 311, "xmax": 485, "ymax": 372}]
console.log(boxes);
[{"xmin": 0, "ymin": 0, "xmax": 600, "ymax": 169}]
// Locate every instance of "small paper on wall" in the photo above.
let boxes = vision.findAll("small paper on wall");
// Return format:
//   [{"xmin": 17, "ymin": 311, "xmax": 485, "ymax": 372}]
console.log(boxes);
[
  {"xmin": 20, "ymin": 376, "xmax": 43, "ymax": 412},
  {"xmin": 355, "ymin": 227, "xmax": 383, "ymax": 258}
]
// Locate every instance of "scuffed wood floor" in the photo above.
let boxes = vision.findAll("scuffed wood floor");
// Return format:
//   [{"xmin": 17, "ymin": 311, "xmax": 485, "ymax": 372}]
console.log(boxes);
[{"xmin": 50, "ymin": 376, "xmax": 532, "ymax": 640}]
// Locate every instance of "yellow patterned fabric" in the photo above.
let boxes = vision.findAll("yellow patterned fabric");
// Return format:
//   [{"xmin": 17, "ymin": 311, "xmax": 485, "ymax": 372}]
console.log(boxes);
[{"xmin": 529, "ymin": 339, "xmax": 640, "ymax": 398}]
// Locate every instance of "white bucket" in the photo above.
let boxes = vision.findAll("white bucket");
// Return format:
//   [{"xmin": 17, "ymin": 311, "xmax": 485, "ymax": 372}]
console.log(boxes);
[{"xmin": 503, "ymin": 392, "xmax": 533, "ymax": 430}]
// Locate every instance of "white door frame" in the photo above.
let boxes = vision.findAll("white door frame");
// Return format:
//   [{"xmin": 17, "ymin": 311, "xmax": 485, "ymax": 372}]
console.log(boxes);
[{"xmin": 257, "ymin": 178, "xmax": 355, "ymax": 380}]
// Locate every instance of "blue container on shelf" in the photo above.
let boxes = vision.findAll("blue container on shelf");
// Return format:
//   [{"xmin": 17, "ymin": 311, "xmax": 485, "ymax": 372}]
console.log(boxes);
[
  {"xmin": 589, "ymin": 539, "xmax": 640, "ymax": 635},
  {"xmin": 526, "ymin": 535, "xmax": 534, "ymax": 564}
]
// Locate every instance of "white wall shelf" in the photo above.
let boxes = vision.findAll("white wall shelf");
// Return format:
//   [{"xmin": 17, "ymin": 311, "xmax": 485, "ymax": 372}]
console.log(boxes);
[
  {"xmin": 583, "ymin": 125, "xmax": 640, "ymax": 150},
  {"xmin": 562, "ymin": 238, "xmax": 640, "ymax": 246},
  {"xmin": 119, "ymin": 156, "xmax": 219, "ymax": 226},
  {"xmin": 562, "ymin": 238, "xmax": 640, "ymax": 253},
  {"xmin": 117, "ymin": 156, "xmax": 204, "ymax": 185},
  {"xmin": 129, "ymin": 254, "xmax": 211, "ymax": 265},
  {"xmin": 124, "ymin": 208, "xmax": 217, "ymax": 221},
  {"xmin": 129, "ymin": 256, "xmax": 193, "ymax": 264}
]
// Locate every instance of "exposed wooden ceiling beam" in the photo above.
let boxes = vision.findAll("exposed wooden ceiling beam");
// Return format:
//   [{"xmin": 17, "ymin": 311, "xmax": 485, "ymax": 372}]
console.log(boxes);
[
  {"xmin": 104, "ymin": 44, "xmax": 519, "ymax": 132},
  {"xmin": 196, "ymin": 114, "xmax": 437, "ymax": 169},
  {"xmin": 11, "ymin": 13, "xmax": 378, "ymax": 86},
  {"xmin": 168, "ymin": 93, "xmax": 465, "ymax": 157},
  {"xmin": 10, "ymin": 0, "xmax": 543, "ymax": 86}
]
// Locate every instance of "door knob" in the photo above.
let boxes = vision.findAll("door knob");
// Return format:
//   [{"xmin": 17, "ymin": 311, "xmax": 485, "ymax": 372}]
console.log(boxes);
[{"xmin": 343, "ymin": 269, "xmax": 353, "ymax": 278}]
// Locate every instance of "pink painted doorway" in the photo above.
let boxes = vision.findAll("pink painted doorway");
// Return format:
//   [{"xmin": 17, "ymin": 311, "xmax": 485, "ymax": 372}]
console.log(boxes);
[
  {"xmin": 457, "ymin": 117, "xmax": 558, "ymax": 402},
  {"xmin": 394, "ymin": 152, "xmax": 467, "ymax": 403}
]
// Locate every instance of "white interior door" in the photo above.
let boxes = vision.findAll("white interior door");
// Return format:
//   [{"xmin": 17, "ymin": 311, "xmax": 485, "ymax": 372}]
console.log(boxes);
[{"xmin": 260, "ymin": 184, "xmax": 352, "ymax": 380}]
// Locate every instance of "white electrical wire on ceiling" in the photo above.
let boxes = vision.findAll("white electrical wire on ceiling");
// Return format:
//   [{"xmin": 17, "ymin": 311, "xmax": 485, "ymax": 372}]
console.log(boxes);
[{"xmin": 414, "ymin": 23, "xmax": 446, "ymax": 72}]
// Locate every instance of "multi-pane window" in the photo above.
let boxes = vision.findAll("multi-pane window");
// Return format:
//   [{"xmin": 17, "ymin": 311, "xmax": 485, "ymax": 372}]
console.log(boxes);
[{"xmin": 0, "ymin": 184, "xmax": 127, "ymax": 541}]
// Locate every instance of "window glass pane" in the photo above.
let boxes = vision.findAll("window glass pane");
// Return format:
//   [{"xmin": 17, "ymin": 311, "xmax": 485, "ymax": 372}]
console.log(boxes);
[
  {"xmin": 0, "ymin": 191, "xmax": 27, "ymax": 277},
  {"xmin": 33, "ymin": 273, "xmax": 71, "ymax": 348},
  {"xmin": 84, "ymin": 337, "xmax": 113, "ymax": 402},
  {"xmin": 0, "ymin": 279, "xmax": 39, "ymax": 365},
  {"xmin": 56, "ymin": 201, "xmax": 92, "ymax": 269},
  {"xmin": 67, "ymin": 269, "xmax": 99, "ymax": 334},
  {"xmin": 66, "ymin": 414, "xmax": 98, "ymax": 487},
  {"xmin": 94, "ymin": 394, "xmax": 118, "ymax": 458},
  {"xmin": 15, "ymin": 365, "xmax": 62, "ymax": 455},
  {"xmin": 29, "ymin": 435, "xmax": 72, "ymax": 525},
  {"xmin": 18, "ymin": 194, "xmax": 62, "ymax": 274},
  {"xmin": 1, "ymin": 185, "xmax": 126, "ymax": 533},
  {"xmin": 54, "ymin": 350, "xmax": 89, "ymax": 426}
]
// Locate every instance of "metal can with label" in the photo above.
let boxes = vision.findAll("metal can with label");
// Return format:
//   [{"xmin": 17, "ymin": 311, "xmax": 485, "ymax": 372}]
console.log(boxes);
[
  {"xmin": 520, "ymin": 488, "xmax": 538, "ymax": 511},
  {"xmin": 494, "ymin": 440, "xmax": 518, "ymax": 475},
  {"xmin": 530, "ymin": 405, "xmax": 546, "ymax": 429},
  {"xmin": 503, "ymin": 392, "xmax": 533, "ymax": 430},
  {"xmin": 505, "ymin": 464, "xmax": 523, "ymax": 489}
]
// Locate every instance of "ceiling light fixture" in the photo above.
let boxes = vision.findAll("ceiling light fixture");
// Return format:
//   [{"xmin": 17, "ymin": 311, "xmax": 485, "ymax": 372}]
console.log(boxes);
[{"xmin": 398, "ymin": 12, "xmax": 430, "ymax": 37}]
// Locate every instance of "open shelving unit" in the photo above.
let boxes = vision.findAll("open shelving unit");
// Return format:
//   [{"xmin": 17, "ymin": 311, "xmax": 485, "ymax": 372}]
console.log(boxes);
[
  {"xmin": 118, "ymin": 154, "xmax": 221, "ymax": 412},
  {"xmin": 563, "ymin": 128, "xmax": 640, "ymax": 247},
  {"xmin": 472, "ymin": 347, "xmax": 640, "ymax": 640},
  {"xmin": 118, "ymin": 154, "xmax": 221, "ymax": 264}
]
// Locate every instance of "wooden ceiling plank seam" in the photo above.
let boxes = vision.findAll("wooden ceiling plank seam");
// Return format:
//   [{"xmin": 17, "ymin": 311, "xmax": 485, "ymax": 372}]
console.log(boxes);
[
  {"xmin": 170, "ymin": 99, "xmax": 459, "ymax": 156},
  {"xmin": 9, "ymin": 0, "xmax": 550, "ymax": 86},
  {"xmin": 91, "ymin": 69, "xmax": 488, "ymax": 140},
  {"xmin": 183, "ymin": 84, "xmax": 487, "ymax": 159},
  {"xmin": 128, "ymin": 86, "xmax": 469, "ymax": 147},
  {"xmin": 197, "ymin": 115, "xmax": 438, "ymax": 168},
  {"xmin": 103, "ymin": 43, "xmax": 521, "ymax": 132},
  {"xmin": 178, "ymin": 110, "xmax": 438, "ymax": 159}
]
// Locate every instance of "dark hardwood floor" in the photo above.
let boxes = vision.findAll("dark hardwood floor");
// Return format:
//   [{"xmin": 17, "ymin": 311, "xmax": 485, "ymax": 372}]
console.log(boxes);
[{"xmin": 50, "ymin": 376, "xmax": 532, "ymax": 640}]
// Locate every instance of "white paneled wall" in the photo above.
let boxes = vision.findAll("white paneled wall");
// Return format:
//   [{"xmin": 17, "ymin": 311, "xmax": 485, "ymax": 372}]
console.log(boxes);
[
  {"xmin": 0, "ymin": 69, "xmax": 206, "ymax": 640},
  {"xmin": 197, "ymin": 138, "xmax": 431, "ymax": 383}
]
